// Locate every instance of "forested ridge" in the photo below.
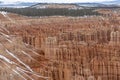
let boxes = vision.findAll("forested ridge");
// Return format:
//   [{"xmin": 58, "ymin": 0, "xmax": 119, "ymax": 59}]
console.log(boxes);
[{"xmin": 0, "ymin": 8, "xmax": 100, "ymax": 16}]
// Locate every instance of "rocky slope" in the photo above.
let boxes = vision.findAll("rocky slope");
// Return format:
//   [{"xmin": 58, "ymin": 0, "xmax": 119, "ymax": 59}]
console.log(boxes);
[
  {"xmin": 0, "ymin": 8, "xmax": 120, "ymax": 80},
  {"xmin": 0, "ymin": 11, "xmax": 49, "ymax": 80}
]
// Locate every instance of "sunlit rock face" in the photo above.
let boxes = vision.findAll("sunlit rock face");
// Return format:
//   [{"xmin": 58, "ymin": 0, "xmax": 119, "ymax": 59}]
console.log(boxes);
[{"xmin": 0, "ymin": 9, "xmax": 120, "ymax": 80}]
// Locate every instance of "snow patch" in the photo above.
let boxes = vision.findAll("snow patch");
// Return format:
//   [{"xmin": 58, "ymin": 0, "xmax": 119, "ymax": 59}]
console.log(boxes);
[
  {"xmin": 0, "ymin": 54, "xmax": 14, "ymax": 64},
  {"xmin": 6, "ymin": 49, "xmax": 33, "ymax": 72}
]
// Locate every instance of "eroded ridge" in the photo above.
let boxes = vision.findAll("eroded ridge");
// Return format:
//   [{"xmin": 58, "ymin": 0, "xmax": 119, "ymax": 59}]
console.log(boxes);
[{"xmin": 0, "ymin": 23, "xmax": 50, "ymax": 80}]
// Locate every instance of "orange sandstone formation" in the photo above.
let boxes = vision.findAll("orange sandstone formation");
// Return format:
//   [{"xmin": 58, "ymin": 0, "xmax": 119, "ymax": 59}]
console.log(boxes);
[{"xmin": 0, "ymin": 9, "xmax": 120, "ymax": 80}]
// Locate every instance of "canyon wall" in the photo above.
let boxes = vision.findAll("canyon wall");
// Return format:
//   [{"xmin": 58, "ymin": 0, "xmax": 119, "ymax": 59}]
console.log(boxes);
[{"xmin": 1, "ymin": 9, "xmax": 120, "ymax": 80}]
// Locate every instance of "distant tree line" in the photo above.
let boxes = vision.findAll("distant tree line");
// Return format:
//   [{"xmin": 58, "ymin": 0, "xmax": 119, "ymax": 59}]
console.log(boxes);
[{"xmin": 0, "ymin": 8, "xmax": 101, "ymax": 17}]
